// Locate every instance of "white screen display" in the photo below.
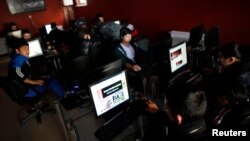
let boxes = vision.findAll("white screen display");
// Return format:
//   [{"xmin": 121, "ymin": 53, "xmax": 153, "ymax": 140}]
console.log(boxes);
[
  {"xmin": 169, "ymin": 42, "xmax": 188, "ymax": 73},
  {"xmin": 11, "ymin": 30, "xmax": 22, "ymax": 38},
  {"xmin": 89, "ymin": 71, "xmax": 130, "ymax": 116},
  {"xmin": 45, "ymin": 24, "xmax": 52, "ymax": 34},
  {"xmin": 28, "ymin": 39, "xmax": 43, "ymax": 58}
]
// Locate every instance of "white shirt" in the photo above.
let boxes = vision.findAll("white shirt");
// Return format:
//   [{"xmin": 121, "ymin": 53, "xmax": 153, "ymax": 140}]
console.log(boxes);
[{"xmin": 120, "ymin": 43, "xmax": 135, "ymax": 62}]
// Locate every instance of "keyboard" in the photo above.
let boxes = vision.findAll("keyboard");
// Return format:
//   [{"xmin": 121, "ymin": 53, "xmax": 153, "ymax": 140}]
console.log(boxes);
[
  {"xmin": 169, "ymin": 70, "xmax": 201, "ymax": 85},
  {"xmin": 95, "ymin": 100, "xmax": 146, "ymax": 141},
  {"xmin": 94, "ymin": 111, "xmax": 133, "ymax": 141}
]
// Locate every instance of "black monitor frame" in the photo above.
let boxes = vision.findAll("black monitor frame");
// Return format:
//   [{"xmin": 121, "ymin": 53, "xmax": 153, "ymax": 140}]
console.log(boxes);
[
  {"xmin": 187, "ymin": 24, "xmax": 204, "ymax": 48},
  {"xmin": 88, "ymin": 70, "xmax": 130, "ymax": 119},
  {"xmin": 205, "ymin": 26, "xmax": 220, "ymax": 50}
]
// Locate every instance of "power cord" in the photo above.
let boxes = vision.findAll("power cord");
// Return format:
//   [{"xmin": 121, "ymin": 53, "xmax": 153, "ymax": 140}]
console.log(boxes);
[{"xmin": 28, "ymin": 15, "xmax": 40, "ymax": 29}]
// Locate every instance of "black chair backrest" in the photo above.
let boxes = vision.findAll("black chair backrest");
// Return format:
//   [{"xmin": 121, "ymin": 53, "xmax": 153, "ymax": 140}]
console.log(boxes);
[
  {"xmin": 0, "ymin": 76, "xmax": 28, "ymax": 104},
  {"xmin": 69, "ymin": 55, "xmax": 93, "ymax": 76},
  {"xmin": 85, "ymin": 59, "xmax": 123, "ymax": 84}
]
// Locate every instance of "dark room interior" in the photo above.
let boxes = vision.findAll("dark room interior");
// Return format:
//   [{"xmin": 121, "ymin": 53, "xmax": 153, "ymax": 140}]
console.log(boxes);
[{"xmin": 1, "ymin": 0, "xmax": 250, "ymax": 141}]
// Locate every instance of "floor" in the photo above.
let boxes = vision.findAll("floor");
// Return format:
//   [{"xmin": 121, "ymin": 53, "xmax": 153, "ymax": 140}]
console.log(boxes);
[
  {"xmin": 0, "ymin": 55, "xmax": 66, "ymax": 141},
  {"xmin": 0, "ymin": 54, "xmax": 158, "ymax": 141}
]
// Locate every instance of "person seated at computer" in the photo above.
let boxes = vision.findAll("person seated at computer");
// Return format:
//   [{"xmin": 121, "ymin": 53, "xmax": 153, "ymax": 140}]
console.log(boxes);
[
  {"xmin": 21, "ymin": 29, "xmax": 32, "ymax": 41},
  {"xmin": 73, "ymin": 18, "xmax": 93, "ymax": 56},
  {"xmin": 219, "ymin": 43, "xmax": 250, "ymax": 94},
  {"xmin": 6, "ymin": 22, "xmax": 19, "ymax": 33},
  {"xmin": 210, "ymin": 80, "xmax": 250, "ymax": 133},
  {"xmin": 114, "ymin": 27, "xmax": 149, "ymax": 93},
  {"xmin": 8, "ymin": 38, "xmax": 66, "ymax": 98},
  {"xmin": 142, "ymin": 83, "xmax": 207, "ymax": 140},
  {"xmin": 48, "ymin": 22, "xmax": 67, "ymax": 46},
  {"xmin": 202, "ymin": 42, "xmax": 250, "ymax": 98},
  {"xmin": 114, "ymin": 27, "xmax": 141, "ymax": 72},
  {"xmin": 91, "ymin": 13, "xmax": 104, "ymax": 39},
  {"xmin": 48, "ymin": 22, "xmax": 71, "ymax": 67},
  {"xmin": 75, "ymin": 18, "xmax": 91, "ymax": 41},
  {"xmin": 5, "ymin": 22, "xmax": 20, "ymax": 56}
]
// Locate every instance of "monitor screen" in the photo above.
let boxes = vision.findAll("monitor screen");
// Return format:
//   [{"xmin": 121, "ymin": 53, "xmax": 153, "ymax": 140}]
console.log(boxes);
[
  {"xmin": 114, "ymin": 20, "xmax": 120, "ymax": 24},
  {"xmin": 45, "ymin": 24, "xmax": 52, "ymax": 34},
  {"xmin": 89, "ymin": 71, "xmax": 130, "ymax": 117},
  {"xmin": 28, "ymin": 38, "xmax": 43, "ymax": 58},
  {"xmin": 169, "ymin": 42, "xmax": 188, "ymax": 73},
  {"xmin": 11, "ymin": 30, "xmax": 22, "ymax": 38}
]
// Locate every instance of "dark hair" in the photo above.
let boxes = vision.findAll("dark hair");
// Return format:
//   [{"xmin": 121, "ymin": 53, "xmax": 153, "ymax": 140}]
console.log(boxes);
[
  {"xmin": 51, "ymin": 22, "xmax": 57, "ymax": 29},
  {"xmin": 218, "ymin": 80, "xmax": 248, "ymax": 105},
  {"xmin": 21, "ymin": 29, "xmax": 30, "ymax": 35},
  {"xmin": 120, "ymin": 18, "xmax": 129, "ymax": 27},
  {"xmin": 14, "ymin": 38, "xmax": 29, "ymax": 49},
  {"xmin": 95, "ymin": 13, "xmax": 103, "ymax": 19},
  {"xmin": 9, "ymin": 22, "xmax": 17, "ymax": 27},
  {"xmin": 120, "ymin": 27, "xmax": 132, "ymax": 38},
  {"xmin": 166, "ymin": 83, "xmax": 207, "ymax": 121},
  {"xmin": 75, "ymin": 17, "xmax": 87, "ymax": 27},
  {"xmin": 7, "ymin": 22, "xmax": 18, "ymax": 32},
  {"xmin": 220, "ymin": 43, "xmax": 241, "ymax": 59},
  {"xmin": 93, "ymin": 14, "xmax": 103, "ymax": 26}
]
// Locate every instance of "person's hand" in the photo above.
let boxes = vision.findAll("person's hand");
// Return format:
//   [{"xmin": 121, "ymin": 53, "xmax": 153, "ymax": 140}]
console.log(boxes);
[
  {"xmin": 145, "ymin": 99, "xmax": 159, "ymax": 113},
  {"xmin": 132, "ymin": 64, "xmax": 141, "ymax": 72},
  {"xmin": 33, "ymin": 80, "xmax": 44, "ymax": 86}
]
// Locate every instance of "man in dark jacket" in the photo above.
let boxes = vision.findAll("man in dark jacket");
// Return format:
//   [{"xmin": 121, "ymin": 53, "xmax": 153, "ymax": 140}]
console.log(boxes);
[{"xmin": 143, "ymin": 83, "xmax": 208, "ymax": 140}]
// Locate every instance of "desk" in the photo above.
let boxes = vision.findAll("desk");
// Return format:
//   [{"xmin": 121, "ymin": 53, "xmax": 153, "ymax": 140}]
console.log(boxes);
[
  {"xmin": 29, "ymin": 50, "xmax": 61, "ymax": 77},
  {"xmin": 54, "ymin": 98, "xmax": 145, "ymax": 141},
  {"xmin": 45, "ymin": 51, "xmax": 61, "ymax": 78}
]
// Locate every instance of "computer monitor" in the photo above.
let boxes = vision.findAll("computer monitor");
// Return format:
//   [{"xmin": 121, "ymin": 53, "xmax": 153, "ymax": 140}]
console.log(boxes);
[
  {"xmin": 28, "ymin": 38, "xmax": 43, "ymax": 58},
  {"xmin": 187, "ymin": 24, "xmax": 204, "ymax": 48},
  {"xmin": 114, "ymin": 20, "xmax": 120, "ymax": 25},
  {"xmin": 205, "ymin": 26, "xmax": 220, "ymax": 49},
  {"xmin": 11, "ymin": 30, "xmax": 22, "ymax": 38},
  {"xmin": 89, "ymin": 71, "xmax": 130, "ymax": 117},
  {"xmin": 169, "ymin": 42, "xmax": 188, "ymax": 73},
  {"xmin": 45, "ymin": 24, "xmax": 52, "ymax": 34}
]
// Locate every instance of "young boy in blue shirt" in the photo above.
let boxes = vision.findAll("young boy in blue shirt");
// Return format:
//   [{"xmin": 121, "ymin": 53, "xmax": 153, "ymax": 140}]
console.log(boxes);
[{"xmin": 8, "ymin": 38, "xmax": 65, "ymax": 98}]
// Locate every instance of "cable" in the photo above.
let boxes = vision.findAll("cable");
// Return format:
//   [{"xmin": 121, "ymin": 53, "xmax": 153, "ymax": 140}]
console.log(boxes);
[{"xmin": 28, "ymin": 16, "xmax": 40, "ymax": 29}]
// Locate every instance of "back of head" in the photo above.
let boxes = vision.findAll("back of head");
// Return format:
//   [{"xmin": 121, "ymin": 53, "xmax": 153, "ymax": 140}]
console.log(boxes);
[
  {"xmin": 218, "ymin": 80, "xmax": 249, "ymax": 106},
  {"xmin": 220, "ymin": 43, "xmax": 241, "ymax": 59},
  {"xmin": 75, "ymin": 17, "xmax": 87, "ymax": 28},
  {"xmin": 13, "ymin": 38, "xmax": 28, "ymax": 50},
  {"xmin": 94, "ymin": 13, "xmax": 104, "ymax": 22},
  {"xmin": 166, "ymin": 83, "xmax": 207, "ymax": 121},
  {"xmin": 8, "ymin": 22, "xmax": 18, "ymax": 32},
  {"xmin": 50, "ymin": 22, "xmax": 57, "ymax": 29},
  {"xmin": 120, "ymin": 18, "xmax": 129, "ymax": 28},
  {"xmin": 21, "ymin": 29, "xmax": 30, "ymax": 35}
]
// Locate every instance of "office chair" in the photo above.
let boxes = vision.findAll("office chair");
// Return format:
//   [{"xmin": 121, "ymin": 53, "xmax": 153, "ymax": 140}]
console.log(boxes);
[{"xmin": 0, "ymin": 76, "xmax": 55, "ymax": 126}]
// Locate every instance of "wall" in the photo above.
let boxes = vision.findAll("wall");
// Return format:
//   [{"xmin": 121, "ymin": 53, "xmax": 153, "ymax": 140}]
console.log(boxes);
[
  {"xmin": 74, "ymin": 0, "xmax": 250, "ymax": 45},
  {"xmin": 0, "ymin": 0, "xmax": 249, "ymax": 45},
  {"xmin": 0, "ymin": 0, "xmax": 66, "ymax": 37}
]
